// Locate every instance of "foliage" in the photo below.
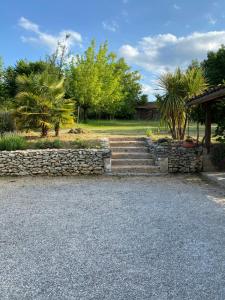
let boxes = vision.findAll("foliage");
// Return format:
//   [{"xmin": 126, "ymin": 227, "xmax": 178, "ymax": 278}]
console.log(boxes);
[
  {"xmin": 214, "ymin": 102, "xmax": 225, "ymax": 143},
  {"xmin": 67, "ymin": 41, "xmax": 101, "ymax": 121},
  {"xmin": 0, "ymin": 58, "xmax": 10, "ymax": 107},
  {"xmin": 4, "ymin": 60, "xmax": 49, "ymax": 98},
  {"xmin": 70, "ymin": 138, "xmax": 101, "ymax": 149},
  {"xmin": 0, "ymin": 134, "xmax": 27, "ymax": 151},
  {"xmin": 200, "ymin": 46, "xmax": 225, "ymax": 141},
  {"xmin": 0, "ymin": 112, "xmax": 16, "ymax": 134},
  {"xmin": 15, "ymin": 71, "xmax": 74, "ymax": 136},
  {"xmin": 210, "ymin": 143, "xmax": 225, "ymax": 171},
  {"xmin": 113, "ymin": 58, "xmax": 144, "ymax": 119},
  {"xmin": 66, "ymin": 41, "xmax": 144, "ymax": 120},
  {"xmin": 33, "ymin": 139, "xmax": 63, "ymax": 149},
  {"xmin": 202, "ymin": 45, "xmax": 225, "ymax": 85},
  {"xmin": 157, "ymin": 67, "xmax": 207, "ymax": 140},
  {"xmin": 146, "ymin": 128, "xmax": 153, "ymax": 137}
]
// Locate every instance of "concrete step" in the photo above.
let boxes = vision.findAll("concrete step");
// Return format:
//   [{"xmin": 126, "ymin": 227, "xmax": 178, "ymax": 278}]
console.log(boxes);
[
  {"xmin": 109, "ymin": 137, "xmax": 145, "ymax": 141},
  {"xmin": 110, "ymin": 141, "xmax": 146, "ymax": 147},
  {"xmin": 112, "ymin": 152, "xmax": 153, "ymax": 159},
  {"xmin": 111, "ymin": 158, "xmax": 154, "ymax": 166},
  {"xmin": 108, "ymin": 172, "xmax": 164, "ymax": 177},
  {"xmin": 111, "ymin": 147, "xmax": 148, "ymax": 153},
  {"xmin": 111, "ymin": 165, "xmax": 160, "ymax": 174}
]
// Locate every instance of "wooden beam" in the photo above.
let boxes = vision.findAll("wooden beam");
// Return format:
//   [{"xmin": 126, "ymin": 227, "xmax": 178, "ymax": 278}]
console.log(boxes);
[
  {"xmin": 205, "ymin": 103, "xmax": 211, "ymax": 153},
  {"xmin": 187, "ymin": 88, "xmax": 225, "ymax": 106}
]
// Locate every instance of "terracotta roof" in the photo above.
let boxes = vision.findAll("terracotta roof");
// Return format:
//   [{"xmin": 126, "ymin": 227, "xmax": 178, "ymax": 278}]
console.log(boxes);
[
  {"xmin": 187, "ymin": 84, "xmax": 225, "ymax": 106},
  {"xmin": 136, "ymin": 102, "xmax": 158, "ymax": 109}
]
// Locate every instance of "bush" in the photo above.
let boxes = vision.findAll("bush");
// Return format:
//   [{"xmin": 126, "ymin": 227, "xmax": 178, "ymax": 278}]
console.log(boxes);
[
  {"xmin": 34, "ymin": 139, "xmax": 63, "ymax": 149},
  {"xmin": 0, "ymin": 112, "xmax": 16, "ymax": 134},
  {"xmin": 0, "ymin": 134, "xmax": 27, "ymax": 151},
  {"xmin": 210, "ymin": 143, "xmax": 225, "ymax": 170},
  {"xmin": 70, "ymin": 138, "xmax": 101, "ymax": 149},
  {"xmin": 146, "ymin": 128, "xmax": 153, "ymax": 137}
]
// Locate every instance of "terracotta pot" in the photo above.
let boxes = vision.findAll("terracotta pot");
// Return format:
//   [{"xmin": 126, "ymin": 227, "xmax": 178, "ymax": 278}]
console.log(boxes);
[{"xmin": 182, "ymin": 141, "xmax": 196, "ymax": 148}]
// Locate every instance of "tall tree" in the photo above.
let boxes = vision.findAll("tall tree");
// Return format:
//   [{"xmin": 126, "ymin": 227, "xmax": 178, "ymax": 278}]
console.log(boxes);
[
  {"xmin": 0, "ymin": 58, "xmax": 6, "ymax": 106},
  {"xmin": 202, "ymin": 45, "xmax": 225, "ymax": 85},
  {"xmin": 197, "ymin": 46, "xmax": 225, "ymax": 141},
  {"xmin": 114, "ymin": 58, "xmax": 143, "ymax": 119},
  {"xmin": 4, "ymin": 60, "xmax": 49, "ymax": 98},
  {"xmin": 67, "ymin": 41, "xmax": 100, "ymax": 121},
  {"xmin": 67, "ymin": 40, "xmax": 124, "ymax": 121},
  {"xmin": 94, "ymin": 43, "xmax": 123, "ymax": 118}
]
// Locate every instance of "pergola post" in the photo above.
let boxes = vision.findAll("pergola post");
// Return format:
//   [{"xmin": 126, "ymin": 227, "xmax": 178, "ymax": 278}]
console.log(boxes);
[{"xmin": 205, "ymin": 103, "xmax": 211, "ymax": 153}]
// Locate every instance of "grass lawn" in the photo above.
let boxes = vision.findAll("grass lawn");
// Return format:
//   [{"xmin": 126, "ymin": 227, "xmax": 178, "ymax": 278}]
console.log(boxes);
[
  {"xmin": 20, "ymin": 120, "xmax": 216, "ymax": 145},
  {"xmin": 73, "ymin": 120, "xmax": 210, "ymax": 139}
]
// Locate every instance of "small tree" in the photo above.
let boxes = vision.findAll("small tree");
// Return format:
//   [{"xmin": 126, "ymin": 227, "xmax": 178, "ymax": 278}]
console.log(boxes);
[
  {"xmin": 157, "ymin": 67, "xmax": 207, "ymax": 140},
  {"xmin": 15, "ymin": 71, "xmax": 73, "ymax": 136}
]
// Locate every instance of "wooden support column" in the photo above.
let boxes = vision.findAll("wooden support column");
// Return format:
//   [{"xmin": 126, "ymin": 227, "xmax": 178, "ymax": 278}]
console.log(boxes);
[{"xmin": 205, "ymin": 103, "xmax": 212, "ymax": 153}]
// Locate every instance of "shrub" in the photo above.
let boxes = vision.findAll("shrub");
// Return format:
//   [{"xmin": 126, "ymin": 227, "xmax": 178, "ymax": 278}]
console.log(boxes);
[
  {"xmin": 70, "ymin": 138, "xmax": 101, "ymax": 149},
  {"xmin": 34, "ymin": 139, "xmax": 63, "ymax": 149},
  {"xmin": 146, "ymin": 128, "xmax": 153, "ymax": 137},
  {"xmin": 0, "ymin": 112, "xmax": 16, "ymax": 134},
  {"xmin": 0, "ymin": 134, "xmax": 27, "ymax": 151},
  {"xmin": 210, "ymin": 143, "xmax": 225, "ymax": 171}
]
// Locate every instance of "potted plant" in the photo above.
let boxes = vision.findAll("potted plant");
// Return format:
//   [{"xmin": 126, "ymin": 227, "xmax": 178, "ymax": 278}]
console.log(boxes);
[{"xmin": 182, "ymin": 136, "xmax": 196, "ymax": 148}]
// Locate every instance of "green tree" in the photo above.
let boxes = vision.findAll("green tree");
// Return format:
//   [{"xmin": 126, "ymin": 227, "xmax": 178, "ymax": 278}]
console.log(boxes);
[
  {"xmin": 202, "ymin": 45, "xmax": 225, "ymax": 85},
  {"xmin": 15, "ymin": 71, "xmax": 73, "ymax": 136},
  {"xmin": 94, "ymin": 43, "xmax": 123, "ymax": 118},
  {"xmin": 67, "ymin": 41, "xmax": 101, "ymax": 121},
  {"xmin": 67, "ymin": 41, "xmax": 142, "ymax": 121},
  {"xmin": 0, "ymin": 57, "xmax": 6, "ymax": 106},
  {"xmin": 200, "ymin": 46, "xmax": 225, "ymax": 142},
  {"xmin": 114, "ymin": 58, "xmax": 144, "ymax": 119},
  {"xmin": 157, "ymin": 67, "xmax": 207, "ymax": 140},
  {"xmin": 4, "ymin": 60, "xmax": 50, "ymax": 98}
]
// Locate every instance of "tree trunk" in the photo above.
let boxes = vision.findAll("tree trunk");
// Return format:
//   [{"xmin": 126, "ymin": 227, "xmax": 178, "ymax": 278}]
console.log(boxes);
[
  {"xmin": 83, "ymin": 107, "xmax": 88, "ymax": 122},
  {"xmin": 54, "ymin": 122, "xmax": 60, "ymax": 137},
  {"xmin": 205, "ymin": 103, "xmax": 211, "ymax": 153},
  {"xmin": 41, "ymin": 125, "xmax": 48, "ymax": 137}
]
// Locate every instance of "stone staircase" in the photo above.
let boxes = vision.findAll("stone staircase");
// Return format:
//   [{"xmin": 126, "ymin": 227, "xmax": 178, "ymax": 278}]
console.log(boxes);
[{"xmin": 109, "ymin": 137, "xmax": 160, "ymax": 175}]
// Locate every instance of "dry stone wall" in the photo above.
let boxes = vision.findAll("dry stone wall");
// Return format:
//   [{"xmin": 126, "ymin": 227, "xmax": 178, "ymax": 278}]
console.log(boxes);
[
  {"xmin": 146, "ymin": 139, "xmax": 203, "ymax": 173},
  {"xmin": 0, "ymin": 149, "xmax": 111, "ymax": 176}
]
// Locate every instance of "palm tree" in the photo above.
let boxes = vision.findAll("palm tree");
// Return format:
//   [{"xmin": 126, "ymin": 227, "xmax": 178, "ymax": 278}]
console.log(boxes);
[
  {"xmin": 157, "ymin": 67, "xmax": 207, "ymax": 140},
  {"xmin": 15, "ymin": 71, "xmax": 73, "ymax": 136}
]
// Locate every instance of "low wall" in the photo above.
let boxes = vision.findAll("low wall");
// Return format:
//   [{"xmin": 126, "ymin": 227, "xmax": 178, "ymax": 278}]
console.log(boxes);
[
  {"xmin": 147, "ymin": 140, "xmax": 203, "ymax": 173},
  {"xmin": 0, "ymin": 148, "xmax": 111, "ymax": 176}
]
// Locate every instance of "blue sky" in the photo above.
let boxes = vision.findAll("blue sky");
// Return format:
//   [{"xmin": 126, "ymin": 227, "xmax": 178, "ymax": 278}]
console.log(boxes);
[{"xmin": 1, "ymin": 0, "xmax": 225, "ymax": 100}]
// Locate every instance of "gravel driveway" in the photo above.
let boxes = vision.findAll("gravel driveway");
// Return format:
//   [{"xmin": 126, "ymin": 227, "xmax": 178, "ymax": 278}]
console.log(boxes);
[{"xmin": 0, "ymin": 176, "xmax": 225, "ymax": 300}]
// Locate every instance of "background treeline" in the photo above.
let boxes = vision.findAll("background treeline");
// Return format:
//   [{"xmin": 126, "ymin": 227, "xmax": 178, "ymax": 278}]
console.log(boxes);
[{"xmin": 0, "ymin": 40, "xmax": 148, "ymax": 136}]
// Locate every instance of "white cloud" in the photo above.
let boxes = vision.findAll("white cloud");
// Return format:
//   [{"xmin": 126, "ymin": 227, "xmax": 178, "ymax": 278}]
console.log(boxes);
[
  {"xmin": 142, "ymin": 83, "xmax": 155, "ymax": 96},
  {"xmin": 173, "ymin": 4, "xmax": 180, "ymax": 10},
  {"xmin": 102, "ymin": 20, "xmax": 119, "ymax": 32},
  {"xmin": 18, "ymin": 17, "xmax": 82, "ymax": 53},
  {"xmin": 119, "ymin": 31, "xmax": 225, "ymax": 73},
  {"xmin": 19, "ymin": 17, "xmax": 39, "ymax": 33},
  {"xmin": 120, "ymin": 45, "xmax": 139, "ymax": 58}
]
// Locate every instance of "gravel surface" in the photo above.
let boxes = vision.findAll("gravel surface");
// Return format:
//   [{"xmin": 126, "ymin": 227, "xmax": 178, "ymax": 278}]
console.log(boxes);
[{"xmin": 0, "ymin": 175, "xmax": 225, "ymax": 300}]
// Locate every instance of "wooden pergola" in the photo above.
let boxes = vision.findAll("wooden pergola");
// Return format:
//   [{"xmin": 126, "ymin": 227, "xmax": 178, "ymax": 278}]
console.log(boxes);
[{"xmin": 187, "ymin": 85, "xmax": 225, "ymax": 152}]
